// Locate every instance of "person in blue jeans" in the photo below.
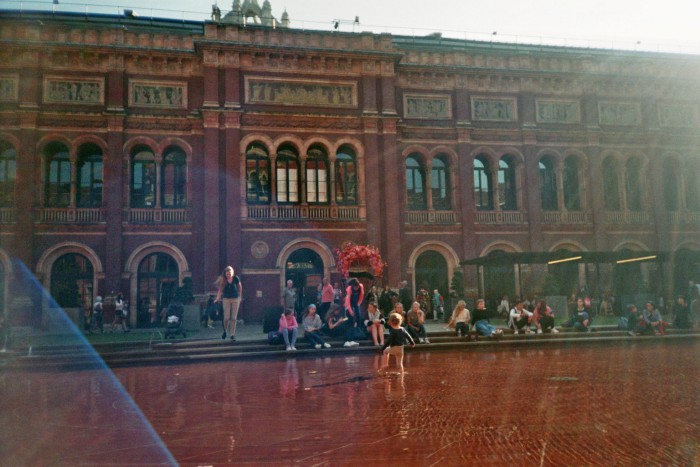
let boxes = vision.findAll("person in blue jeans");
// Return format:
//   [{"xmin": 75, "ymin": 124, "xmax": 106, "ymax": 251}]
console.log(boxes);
[
  {"xmin": 302, "ymin": 304, "xmax": 331, "ymax": 349},
  {"xmin": 279, "ymin": 308, "xmax": 299, "ymax": 351},
  {"xmin": 471, "ymin": 299, "xmax": 503, "ymax": 338},
  {"xmin": 563, "ymin": 297, "xmax": 592, "ymax": 332}
]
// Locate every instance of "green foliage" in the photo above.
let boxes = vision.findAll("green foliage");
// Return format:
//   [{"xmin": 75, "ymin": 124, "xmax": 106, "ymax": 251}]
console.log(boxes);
[
  {"xmin": 450, "ymin": 269, "xmax": 465, "ymax": 299},
  {"xmin": 543, "ymin": 272, "xmax": 562, "ymax": 296}
]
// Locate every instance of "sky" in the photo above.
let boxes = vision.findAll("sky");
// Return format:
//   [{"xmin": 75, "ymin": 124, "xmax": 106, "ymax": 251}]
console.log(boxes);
[{"xmin": 7, "ymin": 0, "xmax": 698, "ymax": 53}]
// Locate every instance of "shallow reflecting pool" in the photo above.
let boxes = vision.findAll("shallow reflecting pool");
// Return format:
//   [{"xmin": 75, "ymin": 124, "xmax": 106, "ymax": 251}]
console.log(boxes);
[{"xmin": 2, "ymin": 340, "xmax": 700, "ymax": 465}]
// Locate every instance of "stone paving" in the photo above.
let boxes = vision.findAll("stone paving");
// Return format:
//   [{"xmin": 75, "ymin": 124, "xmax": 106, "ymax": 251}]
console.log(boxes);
[{"xmin": 2, "ymin": 338, "xmax": 699, "ymax": 465}]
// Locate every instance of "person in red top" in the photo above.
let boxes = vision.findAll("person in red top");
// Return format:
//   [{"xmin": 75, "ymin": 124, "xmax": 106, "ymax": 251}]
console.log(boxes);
[
  {"xmin": 344, "ymin": 278, "xmax": 365, "ymax": 323},
  {"xmin": 279, "ymin": 308, "xmax": 299, "ymax": 351},
  {"xmin": 319, "ymin": 278, "xmax": 334, "ymax": 321}
]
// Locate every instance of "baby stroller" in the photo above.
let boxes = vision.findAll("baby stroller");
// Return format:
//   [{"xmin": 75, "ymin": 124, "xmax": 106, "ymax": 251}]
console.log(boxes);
[{"xmin": 163, "ymin": 301, "xmax": 186, "ymax": 339}]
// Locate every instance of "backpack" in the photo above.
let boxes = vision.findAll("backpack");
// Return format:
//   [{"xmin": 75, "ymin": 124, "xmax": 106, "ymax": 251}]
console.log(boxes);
[{"xmin": 267, "ymin": 331, "xmax": 283, "ymax": 345}]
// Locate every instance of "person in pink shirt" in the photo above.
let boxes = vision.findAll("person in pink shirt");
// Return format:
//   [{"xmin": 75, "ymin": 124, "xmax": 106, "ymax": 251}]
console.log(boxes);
[
  {"xmin": 279, "ymin": 308, "xmax": 299, "ymax": 351},
  {"xmin": 319, "ymin": 278, "xmax": 334, "ymax": 321}
]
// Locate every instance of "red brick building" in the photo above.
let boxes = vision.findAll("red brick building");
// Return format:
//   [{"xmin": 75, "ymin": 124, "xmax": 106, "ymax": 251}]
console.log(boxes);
[{"xmin": 1, "ymin": 7, "xmax": 699, "ymax": 326}]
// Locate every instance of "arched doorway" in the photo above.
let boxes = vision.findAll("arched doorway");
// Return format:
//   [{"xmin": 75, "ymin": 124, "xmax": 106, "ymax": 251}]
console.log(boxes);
[
  {"xmin": 483, "ymin": 250, "xmax": 516, "ymax": 306},
  {"xmin": 415, "ymin": 250, "xmax": 448, "ymax": 317},
  {"xmin": 137, "ymin": 253, "xmax": 179, "ymax": 327},
  {"xmin": 613, "ymin": 249, "xmax": 652, "ymax": 305},
  {"xmin": 547, "ymin": 249, "xmax": 580, "ymax": 296},
  {"xmin": 284, "ymin": 248, "xmax": 324, "ymax": 315},
  {"xmin": 50, "ymin": 253, "xmax": 94, "ymax": 311},
  {"xmin": 673, "ymin": 248, "xmax": 700, "ymax": 299}
]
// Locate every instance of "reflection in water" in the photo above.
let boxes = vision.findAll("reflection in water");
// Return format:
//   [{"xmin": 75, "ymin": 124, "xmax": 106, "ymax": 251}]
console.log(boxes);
[
  {"xmin": 279, "ymin": 358, "xmax": 299, "ymax": 396},
  {"xmin": 2, "ymin": 342, "xmax": 700, "ymax": 465}
]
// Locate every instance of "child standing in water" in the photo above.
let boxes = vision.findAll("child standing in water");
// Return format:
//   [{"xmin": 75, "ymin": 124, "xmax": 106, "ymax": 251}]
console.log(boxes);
[{"xmin": 378, "ymin": 312, "xmax": 415, "ymax": 374}]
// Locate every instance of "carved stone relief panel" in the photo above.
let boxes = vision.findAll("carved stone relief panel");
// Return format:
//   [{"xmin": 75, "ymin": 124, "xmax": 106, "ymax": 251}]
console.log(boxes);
[
  {"xmin": 129, "ymin": 80, "xmax": 187, "ymax": 108},
  {"xmin": 471, "ymin": 97, "xmax": 517, "ymax": 122},
  {"xmin": 658, "ymin": 103, "xmax": 698, "ymax": 127},
  {"xmin": 598, "ymin": 101, "xmax": 641, "ymax": 126},
  {"xmin": 43, "ymin": 76, "xmax": 104, "ymax": 104},
  {"xmin": 403, "ymin": 94, "xmax": 452, "ymax": 119},
  {"xmin": 535, "ymin": 99, "xmax": 581, "ymax": 124},
  {"xmin": 244, "ymin": 77, "xmax": 357, "ymax": 108},
  {"xmin": 0, "ymin": 75, "xmax": 18, "ymax": 102}
]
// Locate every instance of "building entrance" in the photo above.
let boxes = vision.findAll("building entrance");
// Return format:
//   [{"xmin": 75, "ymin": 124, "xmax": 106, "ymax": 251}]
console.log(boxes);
[{"xmin": 284, "ymin": 248, "xmax": 324, "ymax": 316}]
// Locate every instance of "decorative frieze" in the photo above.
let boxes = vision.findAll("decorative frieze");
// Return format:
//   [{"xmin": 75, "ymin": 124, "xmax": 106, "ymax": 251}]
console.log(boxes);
[
  {"xmin": 658, "ymin": 103, "xmax": 698, "ymax": 127},
  {"xmin": 471, "ymin": 97, "xmax": 517, "ymax": 122},
  {"xmin": 403, "ymin": 94, "xmax": 452, "ymax": 119},
  {"xmin": 241, "ymin": 114, "xmax": 362, "ymax": 130},
  {"xmin": 535, "ymin": 99, "xmax": 581, "ymax": 124},
  {"xmin": 244, "ymin": 77, "xmax": 357, "ymax": 108},
  {"xmin": 0, "ymin": 75, "xmax": 18, "ymax": 102},
  {"xmin": 598, "ymin": 101, "xmax": 641, "ymax": 126},
  {"xmin": 43, "ymin": 76, "xmax": 104, "ymax": 104},
  {"xmin": 129, "ymin": 80, "xmax": 187, "ymax": 108}
]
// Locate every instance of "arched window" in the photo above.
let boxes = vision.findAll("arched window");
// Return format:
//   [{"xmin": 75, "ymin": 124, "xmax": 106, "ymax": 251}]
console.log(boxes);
[
  {"xmin": 131, "ymin": 146, "xmax": 156, "ymax": 208},
  {"xmin": 685, "ymin": 160, "xmax": 700, "ymax": 212},
  {"xmin": 498, "ymin": 157, "xmax": 517, "ymax": 211},
  {"xmin": 539, "ymin": 156, "xmax": 557, "ymax": 211},
  {"xmin": 431, "ymin": 155, "xmax": 451, "ymax": 210},
  {"xmin": 137, "ymin": 252, "xmax": 179, "ymax": 327},
  {"xmin": 563, "ymin": 156, "xmax": 581, "ymax": 211},
  {"xmin": 305, "ymin": 145, "xmax": 328, "ymax": 204},
  {"xmin": 603, "ymin": 157, "xmax": 621, "ymax": 210},
  {"xmin": 245, "ymin": 143, "xmax": 270, "ymax": 204},
  {"xmin": 50, "ymin": 253, "xmax": 93, "ymax": 309},
  {"xmin": 335, "ymin": 146, "xmax": 357, "ymax": 205},
  {"xmin": 76, "ymin": 143, "xmax": 103, "ymax": 208},
  {"xmin": 406, "ymin": 154, "xmax": 426, "ymax": 210},
  {"xmin": 276, "ymin": 144, "xmax": 299, "ymax": 204},
  {"xmin": 663, "ymin": 159, "xmax": 680, "ymax": 211},
  {"xmin": 0, "ymin": 142, "xmax": 16, "ymax": 207},
  {"xmin": 162, "ymin": 146, "xmax": 187, "ymax": 208},
  {"xmin": 625, "ymin": 157, "xmax": 643, "ymax": 211},
  {"xmin": 45, "ymin": 142, "xmax": 71, "ymax": 207},
  {"xmin": 474, "ymin": 156, "xmax": 493, "ymax": 210}
]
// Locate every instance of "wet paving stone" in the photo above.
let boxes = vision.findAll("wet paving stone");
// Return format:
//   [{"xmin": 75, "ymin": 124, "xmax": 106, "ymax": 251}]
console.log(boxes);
[{"xmin": 1, "ymin": 340, "xmax": 699, "ymax": 465}]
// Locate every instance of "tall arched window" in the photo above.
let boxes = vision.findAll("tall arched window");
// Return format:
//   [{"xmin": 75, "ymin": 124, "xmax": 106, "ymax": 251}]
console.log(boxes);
[
  {"xmin": 0, "ymin": 142, "xmax": 16, "ymax": 207},
  {"xmin": 406, "ymin": 154, "xmax": 426, "ymax": 210},
  {"xmin": 563, "ymin": 156, "xmax": 581, "ymax": 211},
  {"xmin": 276, "ymin": 144, "xmax": 299, "ymax": 204},
  {"xmin": 162, "ymin": 146, "xmax": 187, "ymax": 208},
  {"xmin": 76, "ymin": 143, "xmax": 103, "ymax": 208},
  {"xmin": 335, "ymin": 146, "xmax": 357, "ymax": 205},
  {"xmin": 625, "ymin": 157, "xmax": 643, "ymax": 211},
  {"xmin": 603, "ymin": 157, "xmax": 621, "ymax": 210},
  {"xmin": 245, "ymin": 143, "xmax": 270, "ymax": 204},
  {"xmin": 131, "ymin": 146, "xmax": 156, "ymax": 208},
  {"xmin": 539, "ymin": 156, "xmax": 557, "ymax": 211},
  {"xmin": 305, "ymin": 145, "xmax": 328, "ymax": 204},
  {"xmin": 431, "ymin": 155, "xmax": 451, "ymax": 210},
  {"xmin": 50, "ymin": 253, "xmax": 93, "ymax": 309},
  {"xmin": 498, "ymin": 157, "xmax": 517, "ymax": 211},
  {"xmin": 45, "ymin": 142, "xmax": 71, "ymax": 207},
  {"xmin": 685, "ymin": 160, "xmax": 699, "ymax": 212},
  {"xmin": 137, "ymin": 252, "xmax": 179, "ymax": 327},
  {"xmin": 474, "ymin": 156, "xmax": 493, "ymax": 210},
  {"xmin": 663, "ymin": 159, "xmax": 680, "ymax": 211}
]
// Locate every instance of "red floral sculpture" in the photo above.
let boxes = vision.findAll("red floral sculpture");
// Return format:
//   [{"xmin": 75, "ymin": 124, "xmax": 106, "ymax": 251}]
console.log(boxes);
[{"xmin": 334, "ymin": 243, "xmax": 385, "ymax": 279}]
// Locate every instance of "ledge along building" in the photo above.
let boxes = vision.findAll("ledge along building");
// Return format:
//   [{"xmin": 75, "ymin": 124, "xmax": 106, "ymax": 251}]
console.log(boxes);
[{"xmin": 0, "ymin": 3, "xmax": 699, "ymax": 328}]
